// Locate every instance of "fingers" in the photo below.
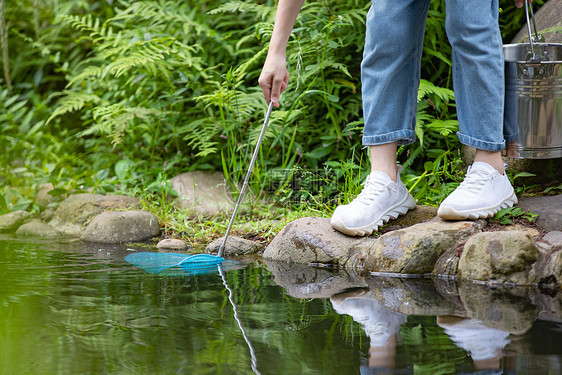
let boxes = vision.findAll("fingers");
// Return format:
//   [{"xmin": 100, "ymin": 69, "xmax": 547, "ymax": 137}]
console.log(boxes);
[
  {"xmin": 258, "ymin": 53, "xmax": 289, "ymax": 107},
  {"xmin": 258, "ymin": 73, "xmax": 272, "ymax": 105},
  {"xmin": 270, "ymin": 72, "xmax": 288, "ymax": 107},
  {"xmin": 515, "ymin": 0, "xmax": 533, "ymax": 8},
  {"xmin": 258, "ymin": 68, "xmax": 289, "ymax": 108}
]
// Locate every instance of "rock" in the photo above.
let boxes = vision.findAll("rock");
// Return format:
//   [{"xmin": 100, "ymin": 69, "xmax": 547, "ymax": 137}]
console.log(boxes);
[
  {"xmin": 171, "ymin": 171, "xmax": 235, "ymax": 217},
  {"xmin": 433, "ymin": 244, "xmax": 463, "ymax": 278},
  {"xmin": 390, "ymin": 205, "xmax": 438, "ymax": 227},
  {"xmin": 15, "ymin": 219, "xmax": 61, "ymax": 238},
  {"xmin": 518, "ymin": 195, "xmax": 562, "ymax": 232},
  {"xmin": 0, "ymin": 210, "xmax": 31, "ymax": 233},
  {"xmin": 512, "ymin": 0, "xmax": 562, "ymax": 44},
  {"xmin": 360, "ymin": 219, "xmax": 484, "ymax": 275},
  {"xmin": 49, "ymin": 194, "xmax": 139, "ymax": 237},
  {"xmin": 503, "ymin": 223, "xmax": 542, "ymax": 238},
  {"xmin": 156, "ymin": 239, "xmax": 189, "ymax": 251},
  {"xmin": 543, "ymin": 231, "xmax": 562, "ymax": 246},
  {"xmin": 263, "ymin": 258, "xmax": 367, "ymax": 299},
  {"xmin": 458, "ymin": 231, "xmax": 538, "ymax": 284},
  {"xmin": 263, "ymin": 217, "xmax": 375, "ymax": 265},
  {"xmin": 39, "ymin": 207, "xmax": 56, "ymax": 222},
  {"xmin": 529, "ymin": 246, "xmax": 562, "ymax": 287},
  {"xmin": 205, "ymin": 236, "xmax": 264, "ymax": 256},
  {"xmin": 80, "ymin": 210, "xmax": 160, "ymax": 243},
  {"xmin": 35, "ymin": 183, "xmax": 54, "ymax": 208}
]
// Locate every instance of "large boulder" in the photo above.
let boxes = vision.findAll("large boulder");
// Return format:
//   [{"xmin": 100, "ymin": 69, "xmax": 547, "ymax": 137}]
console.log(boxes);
[
  {"xmin": 81, "ymin": 210, "xmax": 160, "ymax": 243},
  {"xmin": 0, "ymin": 210, "xmax": 31, "ymax": 233},
  {"xmin": 263, "ymin": 217, "xmax": 375, "ymax": 266},
  {"xmin": 360, "ymin": 219, "xmax": 484, "ymax": 275},
  {"xmin": 49, "ymin": 194, "xmax": 139, "ymax": 237},
  {"xmin": 264, "ymin": 217, "xmax": 484, "ymax": 274},
  {"xmin": 458, "ymin": 231, "xmax": 538, "ymax": 284},
  {"xmin": 171, "ymin": 171, "xmax": 235, "ymax": 217}
]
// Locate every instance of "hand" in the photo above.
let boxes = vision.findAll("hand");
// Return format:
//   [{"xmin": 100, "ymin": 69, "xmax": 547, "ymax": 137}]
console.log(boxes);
[
  {"xmin": 258, "ymin": 52, "xmax": 289, "ymax": 107},
  {"xmin": 515, "ymin": 0, "xmax": 533, "ymax": 8}
]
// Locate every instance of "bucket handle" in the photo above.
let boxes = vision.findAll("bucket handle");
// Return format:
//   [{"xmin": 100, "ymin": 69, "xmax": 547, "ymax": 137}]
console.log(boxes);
[{"xmin": 524, "ymin": 2, "xmax": 544, "ymax": 62}]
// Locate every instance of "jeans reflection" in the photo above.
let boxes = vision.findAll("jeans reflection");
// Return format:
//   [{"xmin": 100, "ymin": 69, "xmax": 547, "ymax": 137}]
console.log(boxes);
[
  {"xmin": 330, "ymin": 289, "xmax": 406, "ymax": 372},
  {"xmin": 437, "ymin": 316, "xmax": 511, "ymax": 372}
]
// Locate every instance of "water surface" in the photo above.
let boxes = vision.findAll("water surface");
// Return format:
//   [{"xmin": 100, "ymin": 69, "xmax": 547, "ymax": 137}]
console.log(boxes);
[{"xmin": 1, "ymin": 235, "xmax": 561, "ymax": 374}]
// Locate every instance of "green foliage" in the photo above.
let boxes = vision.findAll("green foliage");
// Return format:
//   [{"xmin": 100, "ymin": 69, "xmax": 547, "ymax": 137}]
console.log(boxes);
[
  {"xmin": 492, "ymin": 206, "xmax": 538, "ymax": 225},
  {"xmin": 1, "ymin": 0, "xmax": 549, "ymax": 221}
]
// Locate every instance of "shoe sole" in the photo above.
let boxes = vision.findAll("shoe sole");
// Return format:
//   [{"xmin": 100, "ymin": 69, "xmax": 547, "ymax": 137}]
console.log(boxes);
[
  {"xmin": 330, "ymin": 194, "xmax": 417, "ymax": 237},
  {"xmin": 437, "ymin": 193, "xmax": 518, "ymax": 221}
]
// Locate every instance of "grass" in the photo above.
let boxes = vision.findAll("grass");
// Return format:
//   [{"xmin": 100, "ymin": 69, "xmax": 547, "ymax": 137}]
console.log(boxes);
[{"xmin": 138, "ymin": 192, "xmax": 330, "ymax": 250}]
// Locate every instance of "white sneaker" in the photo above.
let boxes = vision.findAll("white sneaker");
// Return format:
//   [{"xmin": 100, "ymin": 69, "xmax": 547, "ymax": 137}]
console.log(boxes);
[
  {"xmin": 437, "ymin": 161, "xmax": 518, "ymax": 220},
  {"xmin": 330, "ymin": 166, "xmax": 417, "ymax": 236}
]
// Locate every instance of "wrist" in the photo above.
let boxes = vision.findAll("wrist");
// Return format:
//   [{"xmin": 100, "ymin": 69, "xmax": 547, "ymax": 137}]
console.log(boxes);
[
  {"xmin": 266, "ymin": 48, "xmax": 287, "ymax": 62},
  {"xmin": 267, "ymin": 41, "xmax": 288, "ymax": 56}
]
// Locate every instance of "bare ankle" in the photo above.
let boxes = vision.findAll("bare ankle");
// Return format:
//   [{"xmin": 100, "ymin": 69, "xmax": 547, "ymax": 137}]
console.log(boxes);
[
  {"xmin": 369, "ymin": 143, "xmax": 398, "ymax": 182},
  {"xmin": 474, "ymin": 149, "xmax": 505, "ymax": 175}
]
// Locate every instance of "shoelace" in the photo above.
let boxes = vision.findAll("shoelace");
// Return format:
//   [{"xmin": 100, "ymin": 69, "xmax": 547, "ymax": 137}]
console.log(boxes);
[
  {"xmin": 353, "ymin": 175, "xmax": 387, "ymax": 205},
  {"xmin": 457, "ymin": 168, "xmax": 492, "ymax": 193}
]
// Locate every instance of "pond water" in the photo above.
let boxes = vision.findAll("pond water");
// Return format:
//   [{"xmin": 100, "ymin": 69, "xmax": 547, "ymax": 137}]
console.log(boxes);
[{"xmin": 1, "ymin": 235, "xmax": 561, "ymax": 375}]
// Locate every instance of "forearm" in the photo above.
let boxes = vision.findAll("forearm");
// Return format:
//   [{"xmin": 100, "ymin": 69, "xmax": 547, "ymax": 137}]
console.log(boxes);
[{"xmin": 268, "ymin": 0, "xmax": 305, "ymax": 55}]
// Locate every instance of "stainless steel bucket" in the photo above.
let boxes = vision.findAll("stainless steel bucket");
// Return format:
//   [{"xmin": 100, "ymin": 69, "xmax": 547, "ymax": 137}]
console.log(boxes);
[{"xmin": 503, "ymin": 4, "xmax": 562, "ymax": 159}]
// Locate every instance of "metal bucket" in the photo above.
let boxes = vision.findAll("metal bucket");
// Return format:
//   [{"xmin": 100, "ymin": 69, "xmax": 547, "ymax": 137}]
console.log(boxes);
[{"xmin": 503, "ymin": 4, "xmax": 562, "ymax": 159}]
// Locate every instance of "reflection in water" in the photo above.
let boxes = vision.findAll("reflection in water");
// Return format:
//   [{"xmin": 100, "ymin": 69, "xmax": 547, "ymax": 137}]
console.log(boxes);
[
  {"xmin": 331, "ymin": 289, "xmax": 406, "ymax": 372},
  {"xmin": 219, "ymin": 265, "xmax": 261, "ymax": 375},
  {"xmin": 437, "ymin": 317, "xmax": 510, "ymax": 372},
  {"xmin": 1, "ymin": 236, "xmax": 562, "ymax": 374}
]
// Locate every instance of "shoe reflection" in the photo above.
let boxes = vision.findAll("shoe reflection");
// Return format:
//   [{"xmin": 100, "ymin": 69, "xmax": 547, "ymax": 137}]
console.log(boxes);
[
  {"xmin": 437, "ymin": 316, "xmax": 510, "ymax": 372},
  {"xmin": 330, "ymin": 289, "xmax": 406, "ymax": 370},
  {"xmin": 331, "ymin": 289, "xmax": 512, "ymax": 373}
]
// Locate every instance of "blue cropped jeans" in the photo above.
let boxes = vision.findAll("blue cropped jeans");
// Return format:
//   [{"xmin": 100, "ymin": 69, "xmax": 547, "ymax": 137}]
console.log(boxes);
[{"xmin": 361, "ymin": 0, "xmax": 505, "ymax": 152}]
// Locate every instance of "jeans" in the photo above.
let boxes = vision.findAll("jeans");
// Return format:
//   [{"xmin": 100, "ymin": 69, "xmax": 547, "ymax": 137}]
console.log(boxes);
[{"xmin": 361, "ymin": 0, "xmax": 506, "ymax": 152}]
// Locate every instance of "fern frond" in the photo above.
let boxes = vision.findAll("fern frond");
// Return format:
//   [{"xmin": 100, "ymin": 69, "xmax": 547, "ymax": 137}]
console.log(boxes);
[
  {"xmin": 208, "ymin": 1, "xmax": 272, "ymax": 20},
  {"xmin": 181, "ymin": 118, "xmax": 221, "ymax": 157},
  {"xmin": 57, "ymin": 14, "xmax": 117, "ymax": 44},
  {"xmin": 47, "ymin": 92, "xmax": 102, "ymax": 124},
  {"xmin": 418, "ymin": 79, "xmax": 454, "ymax": 103},
  {"xmin": 78, "ymin": 104, "xmax": 162, "ymax": 145}
]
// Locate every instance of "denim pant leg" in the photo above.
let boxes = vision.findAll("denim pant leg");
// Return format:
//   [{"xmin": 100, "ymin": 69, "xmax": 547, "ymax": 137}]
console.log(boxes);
[
  {"xmin": 361, "ymin": 0, "xmax": 432, "ymax": 146},
  {"xmin": 445, "ymin": 0, "xmax": 505, "ymax": 152}
]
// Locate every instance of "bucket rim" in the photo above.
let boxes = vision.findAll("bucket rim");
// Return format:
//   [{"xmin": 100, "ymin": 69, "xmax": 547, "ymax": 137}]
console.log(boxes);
[{"xmin": 503, "ymin": 43, "xmax": 562, "ymax": 64}]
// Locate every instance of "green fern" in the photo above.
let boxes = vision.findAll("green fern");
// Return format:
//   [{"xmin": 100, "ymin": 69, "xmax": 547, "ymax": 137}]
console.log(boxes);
[
  {"xmin": 417, "ymin": 79, "xmax": 454, "ymax": 103},
  {"xmin": 207, "ymin": 1, "xmax": 272, "ymax": 20},
  {"xmin": 47, "ymin": 92, "xmax": 102, "ymax": 124}
]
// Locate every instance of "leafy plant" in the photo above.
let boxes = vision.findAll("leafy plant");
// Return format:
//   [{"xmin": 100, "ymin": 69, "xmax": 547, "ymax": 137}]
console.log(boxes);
[
  {"xmin": 492, "ymin": 206, "xmax": 538, "ymax": 225},
  {"xmin": 1, "ymin": 0, "xmax": 550, "ymax": 227}
]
